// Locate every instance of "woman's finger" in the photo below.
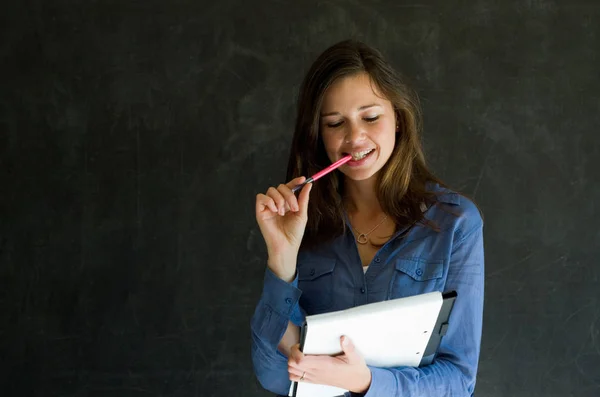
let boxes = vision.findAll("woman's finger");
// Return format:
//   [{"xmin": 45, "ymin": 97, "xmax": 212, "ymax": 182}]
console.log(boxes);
[
  {"xmin": 277, "ymin": 183, "xmax": 299, "ymax": 213},
  {"xmin": 289, "ymin": 343, "xmax": 304, "ymax": 363},
  {"xmin": 287, "ymin": 365, "xmax": 305, "ymax": 378},
  {"xmin": 289, "ymin": 370, "xmax": 312, "ymax": 383},
  {"xmin": 266, "ymin": 187, "xmax": 286, "ymax": 215},
  {"xmin": 255, "ymin": 193, "xmax": 278, "ymax": 214},
  {"xmin": 285, "ymin": 176, "xmax": 306, "ymax": 191},
  {"xmin": 258, "ymin": 177, "xmax": 306, "ymax": 217},
  {"xmin": 294, "ymin": 353, "xmax": 333, "ymax": 370},
  {"xmin": 297, "ymin": 182, "xmax": 312, "ymax": 215}
]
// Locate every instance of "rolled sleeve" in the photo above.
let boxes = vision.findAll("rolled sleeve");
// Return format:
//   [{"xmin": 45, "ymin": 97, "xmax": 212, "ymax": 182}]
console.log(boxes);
[
  {"xmin": 251, "ymin": 267, "xmax": 304, "ymax": 396},
  {"xmin": 262, "ymin": 267, "xmax": 303, "ymax": 317},
  {"xmin": 363, "ymin": 366, "xmax": 398, "ymax": 396}
]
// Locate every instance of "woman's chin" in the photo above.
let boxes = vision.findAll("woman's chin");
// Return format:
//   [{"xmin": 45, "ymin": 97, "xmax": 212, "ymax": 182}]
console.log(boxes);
[{"xmin": 342, "ymin": 169, "xmax": 380, "ymax": 183}]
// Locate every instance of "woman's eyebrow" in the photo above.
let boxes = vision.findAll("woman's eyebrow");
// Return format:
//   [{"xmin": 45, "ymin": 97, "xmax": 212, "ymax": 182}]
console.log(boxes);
[{"xmin": 320, "ymin": 103, "xmax": 383, "ymax": 117}]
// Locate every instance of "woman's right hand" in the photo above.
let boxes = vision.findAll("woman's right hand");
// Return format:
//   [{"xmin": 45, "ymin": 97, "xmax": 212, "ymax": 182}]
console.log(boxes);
[{"xmin": 255, "ymin": 176, "xmax": 313, "ymax": 282}]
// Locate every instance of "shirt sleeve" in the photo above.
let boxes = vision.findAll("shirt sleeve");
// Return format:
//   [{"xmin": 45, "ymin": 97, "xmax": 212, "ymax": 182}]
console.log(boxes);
[
  {"xmin": 250, "ymin": 266, "xmax": 305, "ymax": 396},
  {"xmin": 361, "ymin": 218, "xmax": 485, "ymax": 397}
]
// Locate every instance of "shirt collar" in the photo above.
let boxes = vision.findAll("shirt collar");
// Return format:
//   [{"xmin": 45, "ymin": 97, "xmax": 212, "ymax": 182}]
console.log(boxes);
[
  {"xmin": 340, "ymin": 181, "xmax": 460, "ymax": 222},
  {"xmin": 426, "ymin": 181, "xmax": 461, "ymax": 206}
]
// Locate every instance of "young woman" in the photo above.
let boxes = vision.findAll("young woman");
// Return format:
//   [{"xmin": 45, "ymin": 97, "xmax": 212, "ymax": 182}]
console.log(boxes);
[{"xmin": 251, "ymin": 39, "xmax": 484, "ymax": 397}]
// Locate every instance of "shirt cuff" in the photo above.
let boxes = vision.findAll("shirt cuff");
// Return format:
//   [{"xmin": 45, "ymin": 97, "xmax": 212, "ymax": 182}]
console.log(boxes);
[
  {"xmin": 363, "ymin": 366, "xmax": 396, "ymax": 397},
  {"xmin": 261, "ymin": 266, "xmax": 303, "ymax": 318}
]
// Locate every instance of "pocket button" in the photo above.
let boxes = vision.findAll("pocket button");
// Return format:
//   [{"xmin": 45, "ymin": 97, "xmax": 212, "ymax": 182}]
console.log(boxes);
[{"xmin": 416, "ymin": 268, "xmax": 423, "ymax": 276}]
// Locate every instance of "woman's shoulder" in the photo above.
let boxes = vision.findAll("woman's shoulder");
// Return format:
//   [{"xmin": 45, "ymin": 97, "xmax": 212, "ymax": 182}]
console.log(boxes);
[{"xmin": 425, "ymin": 181, "xmax": 484, "ymax": 233}]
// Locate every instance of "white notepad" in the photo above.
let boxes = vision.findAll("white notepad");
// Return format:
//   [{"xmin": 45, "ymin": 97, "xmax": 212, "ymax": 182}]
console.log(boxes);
[{"xmin": 289, "ymin": 291, "xmax": 446, "ymax": 397}]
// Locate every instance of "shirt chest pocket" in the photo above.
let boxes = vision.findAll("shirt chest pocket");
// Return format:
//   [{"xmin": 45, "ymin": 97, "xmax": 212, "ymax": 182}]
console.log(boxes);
[
  {"xmin": 297, "ymin": 260, "xmax": 336, "ymax": 314},
  {"xmin": 387, "ymin": 257, "xmax": 446, "ymax": 300}
]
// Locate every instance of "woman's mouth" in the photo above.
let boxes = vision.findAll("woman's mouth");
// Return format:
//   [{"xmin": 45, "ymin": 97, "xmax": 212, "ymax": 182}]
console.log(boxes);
[
  {"xmin": 350, "ymin": 149, "xmax": 374, "ymax": 160},
  {"xmin": 343, "ymin": 148, "xmax": 375, "ymax": 166}
]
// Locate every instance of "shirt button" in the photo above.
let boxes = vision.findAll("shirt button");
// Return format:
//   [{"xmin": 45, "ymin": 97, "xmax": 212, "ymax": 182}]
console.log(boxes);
[
  {"xmin": 360, "ymin": 288, "xmax": 365, "ymax": 294},
  {"xmin": 416, "ymin": 269, "xmax": 423, "ymax": 276},
  {"xmin": 374, "ymin": 257, "xmax": 381, "ymax": 263},
  {"xmin": 285, "ymin": 298, "xmax": 292, "ymax": 305},
  {"xmin": 309, "ymin": 268, "xmax": 315, "ymax": 276}
]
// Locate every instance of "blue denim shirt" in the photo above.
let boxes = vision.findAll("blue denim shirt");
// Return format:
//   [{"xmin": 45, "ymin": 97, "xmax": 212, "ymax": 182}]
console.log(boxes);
[{"xmin": 251, "ymin": 184, "xmax": 484, "ymax": 396}]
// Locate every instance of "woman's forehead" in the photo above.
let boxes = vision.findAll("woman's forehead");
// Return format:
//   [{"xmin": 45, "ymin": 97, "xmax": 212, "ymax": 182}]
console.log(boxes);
[{"xmin": 321, "ymin": 73, "xmax": 390, "ymax": 113}]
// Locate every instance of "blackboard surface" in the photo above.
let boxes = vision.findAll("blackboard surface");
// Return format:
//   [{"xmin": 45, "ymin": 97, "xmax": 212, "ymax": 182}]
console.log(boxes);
[{"xmin": 1, "ymin": 1, "xmax": 599, "ymax": 396}]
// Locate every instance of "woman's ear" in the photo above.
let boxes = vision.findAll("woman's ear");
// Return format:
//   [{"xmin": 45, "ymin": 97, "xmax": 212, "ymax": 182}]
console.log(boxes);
[{"xmin": 394, "ymin": 108, "xmax": 401, "ymax": 131}]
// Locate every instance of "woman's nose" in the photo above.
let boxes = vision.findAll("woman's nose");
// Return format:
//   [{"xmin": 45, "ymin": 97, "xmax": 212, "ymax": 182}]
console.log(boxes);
[{"xmin": 344, "ymin": 122, "xmax": 366, "ymax": 144}]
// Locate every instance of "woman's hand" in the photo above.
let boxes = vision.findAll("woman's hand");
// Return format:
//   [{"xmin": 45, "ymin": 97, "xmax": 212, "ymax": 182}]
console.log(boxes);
[
  {"xmin": 255, "ymin": 177, "xmax": 312, "ymax": 282},
  {"xmin": 287, "ymin": 336, "xmax": 372, "ymax": 394}
]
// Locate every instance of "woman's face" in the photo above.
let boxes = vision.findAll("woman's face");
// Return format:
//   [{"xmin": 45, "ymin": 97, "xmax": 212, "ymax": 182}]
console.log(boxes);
[{"xmin": 319, "ymin": 72, "xmax": 397, "ymax": 182}]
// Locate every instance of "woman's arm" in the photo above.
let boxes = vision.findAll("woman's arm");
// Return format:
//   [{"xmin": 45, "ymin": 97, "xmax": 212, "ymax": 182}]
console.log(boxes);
[
  {"xmin": 252, "ymin": 178, "xmax": 313, "ymax": 395},
  {"xmin": 278, "ymin": 321, "xmax": 301, "ymax": 357},
  {"xmin": 251, "ymin": 267, "xmax": 305, "ymax": 396}
]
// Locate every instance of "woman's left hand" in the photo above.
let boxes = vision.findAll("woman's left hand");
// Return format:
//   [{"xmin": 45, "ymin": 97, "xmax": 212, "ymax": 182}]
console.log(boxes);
[{"xmin": 288, "ymin": 336, "xmax": 372, "ymax": 394}]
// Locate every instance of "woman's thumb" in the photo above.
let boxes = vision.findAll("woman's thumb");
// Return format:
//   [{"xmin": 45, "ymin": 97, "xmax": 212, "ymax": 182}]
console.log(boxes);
[
  {"xmin": 341, "ymin": 336, "xmax": 358, "ymax": 361},
  {"xmin": 297, "ymin": 182, "xmax": 312, "ymax": 215}
]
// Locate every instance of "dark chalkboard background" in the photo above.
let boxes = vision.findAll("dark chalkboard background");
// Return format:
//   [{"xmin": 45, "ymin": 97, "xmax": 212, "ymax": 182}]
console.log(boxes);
[{"xmin": 1, "ymin": 0, "xmax": 599, "ymax": 396}]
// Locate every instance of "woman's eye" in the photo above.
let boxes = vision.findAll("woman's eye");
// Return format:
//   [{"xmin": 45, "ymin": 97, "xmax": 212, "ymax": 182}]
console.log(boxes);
[
  {"xmin": 364, "ymin": 115, "xmax": 380, "ymax": 123},
  {"xmin": 327, "ymin": 121, "xmax": 344, "ymax": 128}
]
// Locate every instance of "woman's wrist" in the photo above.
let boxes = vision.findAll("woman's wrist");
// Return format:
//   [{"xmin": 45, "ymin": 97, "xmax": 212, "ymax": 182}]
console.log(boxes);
[
  {"xmin": 267, "ymin": 252, "xmax": 297, "ymax": 283},
  {"xmin": 351, "ymin": 366, "xmax": 372, "ymax": 394}
]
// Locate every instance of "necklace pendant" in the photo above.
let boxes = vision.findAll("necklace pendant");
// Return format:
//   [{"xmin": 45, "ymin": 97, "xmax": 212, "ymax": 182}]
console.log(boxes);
[{"xmin": 357, "ymin": 234, "xmax": 369, "ymax": 244}]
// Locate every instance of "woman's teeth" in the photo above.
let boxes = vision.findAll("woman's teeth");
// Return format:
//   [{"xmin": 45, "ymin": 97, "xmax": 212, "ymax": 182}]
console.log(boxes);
[{"xmin": 351, "ymin": 149, "xmax": 373, "ymax": 160}]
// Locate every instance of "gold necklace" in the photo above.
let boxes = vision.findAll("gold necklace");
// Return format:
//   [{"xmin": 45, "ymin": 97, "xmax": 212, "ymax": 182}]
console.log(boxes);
[{"xmin": 351, "ymin": 215, "xmax": 388, "ymax": 245}]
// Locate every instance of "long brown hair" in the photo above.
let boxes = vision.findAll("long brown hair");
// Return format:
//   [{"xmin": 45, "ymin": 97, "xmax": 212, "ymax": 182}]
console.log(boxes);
[{"xmin": 287, "ymin": 39, "xmax": 446, "ymax": 249}]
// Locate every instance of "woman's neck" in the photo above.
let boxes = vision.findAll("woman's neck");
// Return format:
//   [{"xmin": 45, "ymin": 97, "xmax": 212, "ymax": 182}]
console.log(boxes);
[{"xmin": 343, "ymin": 176, "xmax": 384, "ymax": 217}]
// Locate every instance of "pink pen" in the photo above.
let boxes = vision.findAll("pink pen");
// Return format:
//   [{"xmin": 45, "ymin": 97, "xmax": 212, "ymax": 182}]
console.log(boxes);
[{"xmin": 291, "ymin": 155, "xmax": 353, "ymax": 193}]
